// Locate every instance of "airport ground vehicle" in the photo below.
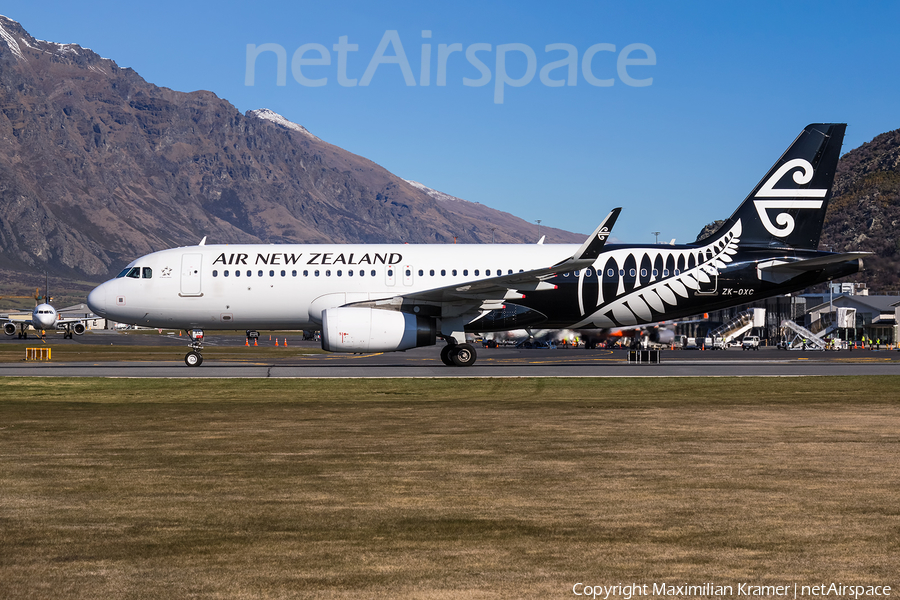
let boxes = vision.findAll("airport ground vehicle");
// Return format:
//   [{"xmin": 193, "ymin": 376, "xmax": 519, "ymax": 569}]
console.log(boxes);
[{"xmin": 742, "ymin": 336, "xmax": 761, "ymax": 350}]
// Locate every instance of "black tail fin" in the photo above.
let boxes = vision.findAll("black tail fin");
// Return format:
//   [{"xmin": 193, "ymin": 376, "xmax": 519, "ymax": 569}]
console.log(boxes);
[{"xmin": 701, "ymin": 123, "xmax": 846, "ymax": 250}]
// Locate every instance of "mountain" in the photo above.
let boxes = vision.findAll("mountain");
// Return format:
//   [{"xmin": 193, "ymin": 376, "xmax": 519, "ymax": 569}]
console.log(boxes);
[
  {"xmin": 403, "ymin": 180, "xmax": 574, "ymax": 243},
  {"xmin": 0, "ymin": 15, "xmax": 583, "ymax": 282},
  {"xmin": 821, "ymin": 127, "xmax": 900, "ymax": 292}
]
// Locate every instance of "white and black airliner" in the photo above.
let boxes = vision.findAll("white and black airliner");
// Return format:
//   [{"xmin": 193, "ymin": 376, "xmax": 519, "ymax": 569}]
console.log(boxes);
[{"xmin": 87, "ymin": 124, "xmax": 866, "ymax": 366}]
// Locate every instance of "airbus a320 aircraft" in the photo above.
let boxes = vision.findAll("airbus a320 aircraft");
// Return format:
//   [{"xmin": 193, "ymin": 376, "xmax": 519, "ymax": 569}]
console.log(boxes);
[
  {"xmin": 2, "ymin": 293, "xmax": 88, "ymax": 340},
  {"xmin": 87, "ymin": 124, "xmax": 866, "ymax": 366}
]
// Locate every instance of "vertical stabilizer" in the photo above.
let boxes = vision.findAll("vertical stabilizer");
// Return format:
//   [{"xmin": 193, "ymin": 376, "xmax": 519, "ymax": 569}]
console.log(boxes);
[{"xmin": 699, "ymin": 123, "xmax": 846, "ymax": 250}]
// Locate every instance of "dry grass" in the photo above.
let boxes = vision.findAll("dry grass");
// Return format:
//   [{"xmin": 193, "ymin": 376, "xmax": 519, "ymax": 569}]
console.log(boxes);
[{"xmin": 1, "ymin": 378, "xmax": 898, "ymax": 599}]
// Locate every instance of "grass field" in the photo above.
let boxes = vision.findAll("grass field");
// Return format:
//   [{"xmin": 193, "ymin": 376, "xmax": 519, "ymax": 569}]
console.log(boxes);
[{"xmin": 1, "ymin": 377, "xmax": 898, "ymax": 599}]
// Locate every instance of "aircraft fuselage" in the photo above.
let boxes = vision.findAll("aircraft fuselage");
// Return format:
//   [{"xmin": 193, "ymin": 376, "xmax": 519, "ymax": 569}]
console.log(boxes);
[{"xmin": 87, "ymin": 239, "xmax": 859, "ymax": 333}]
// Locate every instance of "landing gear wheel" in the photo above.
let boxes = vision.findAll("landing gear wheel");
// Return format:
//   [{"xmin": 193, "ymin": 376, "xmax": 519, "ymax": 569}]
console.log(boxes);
[
  {"xmin": 440, "ymin": 344, "xmax": 455, "ymax": 366},
  {"xmin": 185, "ymin": 351, "xmax": 203, "ymax": 367},
  {"xmin": 450, "ymin": 343, "xmax": 477, "ymax": 367}
]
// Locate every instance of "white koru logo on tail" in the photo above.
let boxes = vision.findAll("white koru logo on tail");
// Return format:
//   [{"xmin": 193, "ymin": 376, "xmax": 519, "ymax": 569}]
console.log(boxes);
[
  {"xmin": 597, "ymin": 226, "xmax": 610, "ymax": 241},
  {"xmin": 753, "ymin": 158, "xmax": 827, "ymax": 237}
]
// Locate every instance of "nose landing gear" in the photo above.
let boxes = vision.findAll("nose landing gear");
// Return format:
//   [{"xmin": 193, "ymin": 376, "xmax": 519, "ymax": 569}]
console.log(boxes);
[{"xmin": 184, "ymin": 329, "xmax": 204, "ymax": 366}]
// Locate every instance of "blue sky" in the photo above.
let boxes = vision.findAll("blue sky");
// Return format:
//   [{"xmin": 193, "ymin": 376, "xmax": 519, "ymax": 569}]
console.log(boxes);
[{"xmin": 5, "ymin": 1, "xmax": 899, "ymax": 243}]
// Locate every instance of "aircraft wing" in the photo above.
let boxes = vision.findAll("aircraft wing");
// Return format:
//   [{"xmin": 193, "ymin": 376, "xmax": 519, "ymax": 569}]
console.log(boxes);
[
  {"xmin": 0, "ymin": 315, "xmax": 33, "ymax": 325},
  {"xmin": 1, "ymin": 315, "xmax": 88, "ymax": 329},
  {"xmin": 357, "ymin": 208, "xmax": 621, "ymax": 308},
  {"xmin": 1, "ymin": 316, "xmax": 86, "ymax": 326},
  {"xmin": 55, "ymin": 317, "xmax": 86, "ymax": 326}
]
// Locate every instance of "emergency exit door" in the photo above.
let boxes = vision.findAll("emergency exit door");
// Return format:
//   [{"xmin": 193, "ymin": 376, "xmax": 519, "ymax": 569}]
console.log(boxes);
[{"xmin": 180, "ymin": 253, "xmax": 203, "ymax": 296}]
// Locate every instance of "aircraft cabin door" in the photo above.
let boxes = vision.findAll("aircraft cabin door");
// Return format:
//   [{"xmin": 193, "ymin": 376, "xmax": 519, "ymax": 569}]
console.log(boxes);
[
  {"xmin": 696, "ymin": 264, "xmax": 718, "ymax": 295},
  {"xmin": 180, "ymin": 253, "xmax": 203, "ymax": 296}
]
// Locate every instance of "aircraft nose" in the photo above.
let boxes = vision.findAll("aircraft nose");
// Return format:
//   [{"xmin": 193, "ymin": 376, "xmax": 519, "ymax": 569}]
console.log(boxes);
[
  {"xmin": 35, "ymin": 312, "xmax": 55, "ymax": 329},
  {"xmin": 87, "ymin": 282, "xmax": 109, "ymax": 317}
]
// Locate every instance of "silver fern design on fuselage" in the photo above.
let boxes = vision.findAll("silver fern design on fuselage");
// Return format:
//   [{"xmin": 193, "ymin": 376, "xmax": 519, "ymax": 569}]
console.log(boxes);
[{"xmin": 570, "ymin": 220, "xmax": 742, "ymax": 328}]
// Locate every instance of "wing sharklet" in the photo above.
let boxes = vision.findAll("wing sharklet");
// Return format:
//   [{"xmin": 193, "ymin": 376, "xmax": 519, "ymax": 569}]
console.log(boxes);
[{"xmin": 551, "ymin": 207, "xmax": 621, "ymax": 271}]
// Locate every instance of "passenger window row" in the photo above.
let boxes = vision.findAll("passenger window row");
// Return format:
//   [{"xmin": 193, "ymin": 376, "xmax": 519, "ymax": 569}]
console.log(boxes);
[
  {"xmin": 559, "ymin": 268, "xmax": 681, "ymax": 278},
  {"xmin": 210, "ymin": 268, "xmax": 528, "ymax": 278},
  {"xmin": 211, "ymin": 269, "xmax": 362, "ymax": 278},
  {"xmin": 120, "ymin": 266, "xmax": 682, "ymax": 282}
]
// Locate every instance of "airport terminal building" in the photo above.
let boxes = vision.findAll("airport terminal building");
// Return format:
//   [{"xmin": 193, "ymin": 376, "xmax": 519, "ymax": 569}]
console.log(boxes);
[{"xmin": 682, "ymin": 284, "xmax": 899, "ymax": 347}]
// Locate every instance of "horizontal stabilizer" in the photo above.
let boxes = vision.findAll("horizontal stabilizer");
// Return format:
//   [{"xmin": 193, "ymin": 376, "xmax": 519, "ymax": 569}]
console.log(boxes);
[{"xmin": 757, "ymin": 252, "xmax": 871, "ymax": 273}]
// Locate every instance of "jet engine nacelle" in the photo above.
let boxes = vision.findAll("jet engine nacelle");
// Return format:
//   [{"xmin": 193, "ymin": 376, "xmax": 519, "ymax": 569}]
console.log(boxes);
[
  {"xmin": 72, "ymin": 322, "xmax": 86, "ymax": 335},
  {"xmin": 321, "ymin": 307, "xmax": 436, "ymax": 352},
  {"xmin": 650, "ymin": 328, "xmax": 675, "ymax": 346},
  {"xmin": 4, "ymin": 322, "xmax": 16, "ymax": 336}
]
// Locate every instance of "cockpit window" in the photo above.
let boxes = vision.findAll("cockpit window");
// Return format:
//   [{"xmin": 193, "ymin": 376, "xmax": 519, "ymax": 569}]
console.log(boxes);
[
  {"xmin": 142, "ymin": 267, "xmax": 152, "ymax": 279},
  {"xmin": 116, "ymin": 268, "xmax": 131, "ymax": 278},
  {"xmin": 126, "ymin": 267, "xmax": 141, "ymax": 279}
]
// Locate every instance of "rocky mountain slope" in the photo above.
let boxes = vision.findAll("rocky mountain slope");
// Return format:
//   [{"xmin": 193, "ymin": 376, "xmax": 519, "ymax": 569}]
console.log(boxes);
[
  {"xmin": 0, "ymin": 15, "xmax": 581, "ymax": 281},
  {"xmin": 821, "ymin": 127, "xmax": 900, "ymax": 291}
]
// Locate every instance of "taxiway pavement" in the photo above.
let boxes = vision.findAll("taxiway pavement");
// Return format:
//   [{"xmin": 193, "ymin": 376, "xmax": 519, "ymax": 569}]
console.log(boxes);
[{"xmin": 2, "ymin": 331, "xmax": 898, "ymax": 378}]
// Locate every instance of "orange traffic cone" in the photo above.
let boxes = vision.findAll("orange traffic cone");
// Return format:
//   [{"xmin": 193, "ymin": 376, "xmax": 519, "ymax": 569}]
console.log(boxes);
[
  {"xmin": 245, "ymin": 339, "xmax": 249, "ymax": 346},
  {"xmin": 254, "ymin": 338, "xmax": 258, "ymax": 346},
  {"xmin": 284, "ymin": 338, "xmax": 288, "ymax": 347},
  {"xmin": 275, "ymin": 338, "xmax": 279, "ymax": 346}
]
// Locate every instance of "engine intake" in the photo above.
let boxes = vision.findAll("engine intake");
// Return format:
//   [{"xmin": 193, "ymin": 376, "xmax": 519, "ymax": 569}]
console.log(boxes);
[
  {"xmin": 4, "ymin": 322, "xmax": 16, "ymax": 336},
  {"xmin": 321, "ymin": 307, "xmax": 436, "ymax": 352},
  {"xmin": 649, "ymin": 328, "xmax": 674, "ymax": 345}
]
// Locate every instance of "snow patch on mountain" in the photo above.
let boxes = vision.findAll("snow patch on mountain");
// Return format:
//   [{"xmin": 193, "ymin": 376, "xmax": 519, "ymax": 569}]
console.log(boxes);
[
  {"xmin": 405, "ymin": 180, "xmax": 476, "ymax": 205},
  {"xmin": 1, "ymin": 15, "xmax": 104, "ymax": 60},
  {"xmin": 45, "ymin": 41, "xmax": 81, "ymax": 55},
  {"xmin": 0, "ymin": 16, "xmax": 25, "ymax": 62},
  {"xmin": 247, "ymin": 109, "xmax": 318, "ymax": 140}
]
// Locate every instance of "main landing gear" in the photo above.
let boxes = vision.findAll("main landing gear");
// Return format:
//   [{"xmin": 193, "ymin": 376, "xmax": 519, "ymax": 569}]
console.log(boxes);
[
  {"xmin": 62, "ymin": 322, "xmax": 86, "ymax": 339},
  {"xmin": 440, "ymin": 339, "xmax": 477, "ymax": 367},
  {"xmin": 184, "ymin": 329, "xmax": 204, "ymax": 366}
]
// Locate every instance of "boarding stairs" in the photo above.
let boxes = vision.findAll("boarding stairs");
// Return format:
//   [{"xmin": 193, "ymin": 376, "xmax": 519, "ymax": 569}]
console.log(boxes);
[
  {"xmin": 780, "ymin": 319, "xmax": 828, "ymax": 350},
  {"xmin": 708, "ymin": 308, "xmax": 766, "ymax": 346},
  {"xmin": 808, "ymin": 307, "xmax": 856, "ymax": 339}
]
